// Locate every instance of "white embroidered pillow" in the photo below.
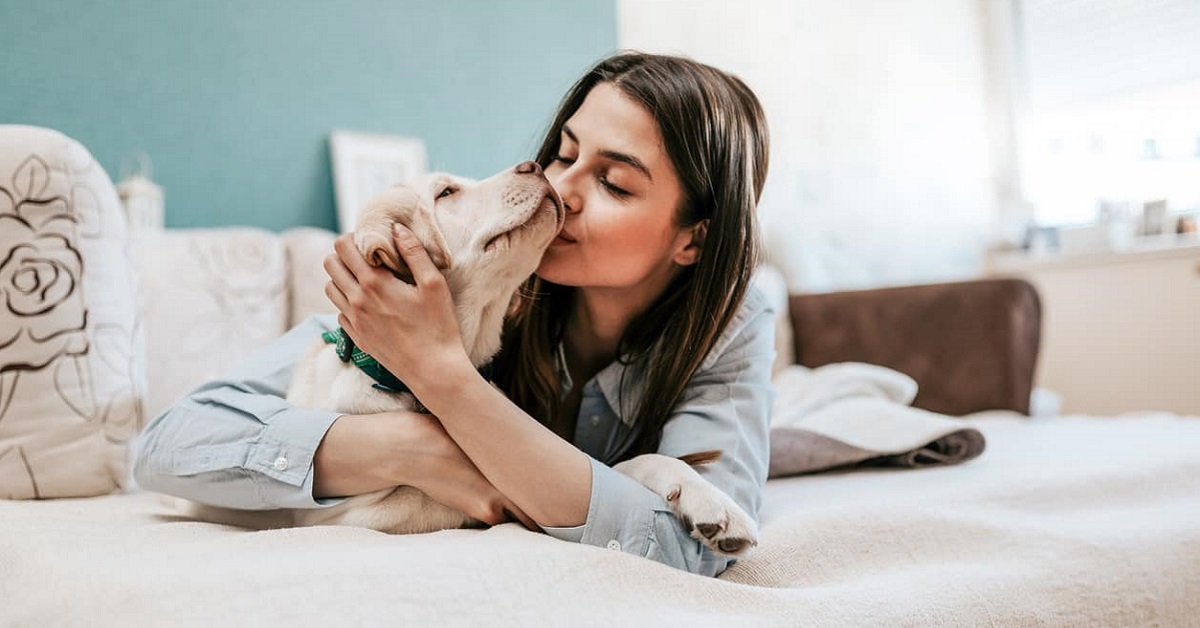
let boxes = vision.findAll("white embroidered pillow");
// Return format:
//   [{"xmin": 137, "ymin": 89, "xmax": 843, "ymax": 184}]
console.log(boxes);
[
  {"xmin": 282, "ymin": 226, "xmax": 338, "ymax": 329},
  {"xmin": 0, "ymin": 125, "xmax": 146, "ymax": 499},
  {"xmin": 131, "ymin": 228, "xmax": 288, "ymax": 419}
]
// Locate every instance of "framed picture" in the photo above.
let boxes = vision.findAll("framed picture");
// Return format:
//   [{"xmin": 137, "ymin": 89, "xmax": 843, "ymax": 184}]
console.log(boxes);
[{"xmin": 330, "ymin": 131, "xmax": 428, "ymax": 233}]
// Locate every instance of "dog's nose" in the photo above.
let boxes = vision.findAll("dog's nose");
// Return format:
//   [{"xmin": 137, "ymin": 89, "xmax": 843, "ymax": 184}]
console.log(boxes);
[{"xmin": 515, "ymin": 161, "xmax": 541, "ymax": 175}]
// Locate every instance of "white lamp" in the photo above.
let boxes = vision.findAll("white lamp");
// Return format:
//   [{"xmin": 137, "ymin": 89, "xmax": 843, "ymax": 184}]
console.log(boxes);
[{"xmin": 116, "ymin": 151, "xmax": 164, "ymax": 232}]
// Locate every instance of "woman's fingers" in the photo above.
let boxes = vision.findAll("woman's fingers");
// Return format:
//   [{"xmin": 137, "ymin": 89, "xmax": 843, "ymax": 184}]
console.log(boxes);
[
  {"xmin": 337, "ymin": 313, "xmax": 356, "ymax": 338},
  {"xmin": 404, "ymin": 416, "xmax": 539, "ymax": 530},
  {"xmin": 324, "ymin": 276, "xmax": 350, "ymax": 310},
  {"xmin": 470, "ymin": 493, "xmax": 537, "ymax": 530},
  {"xmin": 323, "ymin": 251, "xmax": 359, "ymax": 304},
  {"xmin": 324, "ymin": 251, "xmax": 356, "ymax": 330},
  {"xmin": 503, "ymin": 502, "xmax": 540, "ymax": 531},
  {"xmin": 333, "ymin": 233, "xmax": 372, "ymax": 281},
  {"xmin": 392, "ymin": 224, "xmax": 441, "ymax": 289}
]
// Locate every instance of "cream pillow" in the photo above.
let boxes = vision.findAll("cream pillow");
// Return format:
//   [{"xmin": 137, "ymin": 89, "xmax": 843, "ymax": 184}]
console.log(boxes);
[
  {"xmin": 131, "ymin": 228, "xmax": 288, "ymax": 419},
  {"xmin": 751, "ymin": 264, "xmax": 795, "ymax": 378},
  {"xmin": 0, "ymin": 125, "xmax": 146, "ymax": 499},
  {"xmin": 282, "ymin": 226, "xmax": 338, "ymax": 329}
]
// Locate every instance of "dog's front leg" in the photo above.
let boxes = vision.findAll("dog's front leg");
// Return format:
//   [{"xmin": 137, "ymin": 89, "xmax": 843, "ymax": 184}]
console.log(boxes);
[{"xmin": 613, "ymin": 452, "xmax": 757, "ymax": 556}]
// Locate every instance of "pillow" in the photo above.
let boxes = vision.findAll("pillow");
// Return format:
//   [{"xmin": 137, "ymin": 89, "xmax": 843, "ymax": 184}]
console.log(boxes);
[
  {"xmin": 0, "ymin": 125, "xmax": 146, "ymax": 499},
  {"xmin": 751, "ymin": 264, "xmax": 794, "ymax": 378},
  {"xmin": 131, "ymin": 228, "xmax": 287, "ymax": 418},
  {"xmin": 281, "ymin": 226, "xmax": 338, "ymax": 329}
]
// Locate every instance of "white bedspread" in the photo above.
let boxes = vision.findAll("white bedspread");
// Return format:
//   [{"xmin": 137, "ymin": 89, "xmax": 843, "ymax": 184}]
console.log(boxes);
[{"xmin": 2, "ymin": 413, "xmax": 1198, "ymax": 627}]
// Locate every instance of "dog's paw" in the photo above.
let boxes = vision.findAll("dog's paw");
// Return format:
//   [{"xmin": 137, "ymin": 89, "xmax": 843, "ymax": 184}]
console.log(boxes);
[{"xmin": 666, "ymin": 479, "xmax": 758, "ymax": 556}]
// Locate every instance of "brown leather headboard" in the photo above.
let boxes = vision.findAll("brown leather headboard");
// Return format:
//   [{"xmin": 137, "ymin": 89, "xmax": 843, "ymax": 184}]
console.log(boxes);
[{"xmin": 787, "ymin": 279, "xmax": 1041, "ymax": 415}]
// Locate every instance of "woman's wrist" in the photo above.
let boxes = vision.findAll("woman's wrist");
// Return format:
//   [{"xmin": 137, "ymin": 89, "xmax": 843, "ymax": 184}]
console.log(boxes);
[{"xmin": 408, "ymin": 349, "xmax": 478, "ymax": 402}]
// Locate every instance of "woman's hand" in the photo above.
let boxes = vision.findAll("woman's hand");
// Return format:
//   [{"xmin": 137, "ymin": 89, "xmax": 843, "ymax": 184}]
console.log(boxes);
[
  {"xmin": 313, "ymin": 409, "xmax": 537, "ymax": 530},
  {"xmin": 403, "ymin": 413, "xmax": 539, "ymax": 530},
  {"xmin": 323, "ymin": 226, "xmax": 469, "ymax": 389}
]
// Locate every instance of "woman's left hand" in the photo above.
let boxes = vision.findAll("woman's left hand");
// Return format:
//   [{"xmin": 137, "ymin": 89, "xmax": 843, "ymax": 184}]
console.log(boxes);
[{"xmin": 324, "ymin": 225, "xmax": 468, "ymax": 387}]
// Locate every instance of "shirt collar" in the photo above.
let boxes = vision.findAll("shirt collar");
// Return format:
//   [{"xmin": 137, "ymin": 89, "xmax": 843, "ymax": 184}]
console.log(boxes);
[{"xmin": 554, "ymin": 342, "xmax": 643, "ymax": 427}]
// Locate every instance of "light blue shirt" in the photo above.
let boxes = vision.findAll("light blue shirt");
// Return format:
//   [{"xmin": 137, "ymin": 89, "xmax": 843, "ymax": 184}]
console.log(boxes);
[{"xmin": 133, "ymin": 285, "xmax": 775, "ymax": 577}]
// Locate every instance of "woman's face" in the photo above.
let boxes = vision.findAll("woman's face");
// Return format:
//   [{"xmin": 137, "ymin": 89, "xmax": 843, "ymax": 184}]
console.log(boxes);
[{"xmin": 537, "ymin": 83, "xmax": 695, "ymax": 292}]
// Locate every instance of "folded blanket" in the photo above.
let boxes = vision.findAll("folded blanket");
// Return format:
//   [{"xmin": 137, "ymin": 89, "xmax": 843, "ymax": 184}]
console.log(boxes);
[{"xmin": 769, "ymin": 363, "xmax": 985, "ymax": 477}]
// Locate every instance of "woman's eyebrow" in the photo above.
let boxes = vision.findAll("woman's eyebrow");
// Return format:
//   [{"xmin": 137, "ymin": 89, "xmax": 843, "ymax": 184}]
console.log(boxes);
[{"xmin": 562, "ymin": 124, "xmax": 654, "ymax": 182}]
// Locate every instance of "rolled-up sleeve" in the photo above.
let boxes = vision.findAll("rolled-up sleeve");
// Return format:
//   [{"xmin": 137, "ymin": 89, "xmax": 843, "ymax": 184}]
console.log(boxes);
[
  {"xmin": 544, "ymin": 289, "xmax": 776, "ymax": 577},
  {"xmin": 132, "ymin": 315, "xmax": 346, "ymax": 510}
]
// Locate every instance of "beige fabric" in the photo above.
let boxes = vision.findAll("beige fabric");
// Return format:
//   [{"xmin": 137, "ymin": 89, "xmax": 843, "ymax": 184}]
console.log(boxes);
[
  {"xmin": 0, "ymin": 125, "xmax": 145, "ymax": 499},
  {"xmin": 1, "ymin": 413, "xmax": 1197, "ymax": 626},
  {"xmin": 281, "ymin": 226, "xmax": 337, "ymax": 329},
  {"xmin": 131, "ymin": 228, "xmax": 287, "ymax": 418},
  {"xmin": 769, "ymin": 363, "xmax": 985, "ymax": 476},
  {"xmin": 751, "ymin": 265, "xmax": 794, "ymax": 378}
]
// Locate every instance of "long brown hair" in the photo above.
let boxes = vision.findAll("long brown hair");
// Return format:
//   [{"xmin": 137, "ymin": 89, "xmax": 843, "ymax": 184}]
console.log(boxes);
[{"xmin": 493, "ymin": 52, "xmax": 770, "ymax": 463}]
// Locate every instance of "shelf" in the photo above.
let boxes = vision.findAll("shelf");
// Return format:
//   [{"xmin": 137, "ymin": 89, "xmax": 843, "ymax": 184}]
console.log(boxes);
[{"xmin": 988, "ymin": 235, "xmax": 1200, "ymax": 273}]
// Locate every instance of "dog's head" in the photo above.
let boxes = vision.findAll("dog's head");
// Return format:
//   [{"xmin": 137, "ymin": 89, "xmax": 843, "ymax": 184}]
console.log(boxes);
[{"xmin": 352, "ymin": 161, "xmax": 564, "ymax": 364}]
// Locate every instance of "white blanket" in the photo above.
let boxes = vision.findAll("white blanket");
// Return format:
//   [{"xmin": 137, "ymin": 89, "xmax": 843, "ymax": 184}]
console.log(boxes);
[
  {"xmin": 769, "ymin": 363, "xmax": 986, "ymax": 477},
  {"xmin": 2, "ymin": 413, "xmax": 1198, "ymax": 626}
]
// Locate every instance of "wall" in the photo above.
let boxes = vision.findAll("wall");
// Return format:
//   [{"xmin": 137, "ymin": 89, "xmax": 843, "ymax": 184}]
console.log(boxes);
[
  {"xmin": 0, "ymin": 0, "xmax": 616, "ymax": 231},
  {"xmin": 619, "ymin": 0, "xmax": 997, "ymax": 291}
]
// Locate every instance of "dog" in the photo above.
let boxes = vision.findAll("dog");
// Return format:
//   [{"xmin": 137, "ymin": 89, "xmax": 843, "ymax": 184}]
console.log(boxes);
[{"xmin": 181, "ymin": 161, "xmax": 756, "ymax": 556}]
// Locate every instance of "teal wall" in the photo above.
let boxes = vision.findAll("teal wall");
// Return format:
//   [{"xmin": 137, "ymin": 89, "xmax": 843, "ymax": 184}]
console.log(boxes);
[{"xmin": 0, "ymin": 1, "xmax": 616, "ymax": 230}]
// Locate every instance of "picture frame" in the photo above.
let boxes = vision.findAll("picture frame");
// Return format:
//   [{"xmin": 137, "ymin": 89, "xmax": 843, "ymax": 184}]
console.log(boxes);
[
  {"xmin": 330, "ymin": 131, "xmax": 428, "ymax": 233},
  {"xmin": 1139, "ymin": 199, "xmax": 1168, "ymax": 237}
]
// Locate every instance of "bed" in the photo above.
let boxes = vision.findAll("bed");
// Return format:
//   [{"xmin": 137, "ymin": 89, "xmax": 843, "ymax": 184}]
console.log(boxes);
[
  {"xmin": 2, "ymin": 412, "xmax": 1197, "ymax": 626},
  {"xmin": 2, "ymin": 124, "xmax": 1197, "ymax": 627}
]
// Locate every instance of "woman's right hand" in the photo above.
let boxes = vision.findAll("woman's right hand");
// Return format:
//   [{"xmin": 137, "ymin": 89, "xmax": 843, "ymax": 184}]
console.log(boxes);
[
  {"xmin": 403, "ymin": 413, "xmax": 539, "ymax": 530},
  {"xmin": 312, "ymin": 410, "xmax": 537, "ymax": 530}
]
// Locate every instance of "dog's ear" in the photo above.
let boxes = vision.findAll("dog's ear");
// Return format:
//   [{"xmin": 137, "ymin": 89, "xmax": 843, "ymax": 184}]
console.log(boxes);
[{"xmin": 355, "ymin": 185, "xmax": 453, "ymax": 283}]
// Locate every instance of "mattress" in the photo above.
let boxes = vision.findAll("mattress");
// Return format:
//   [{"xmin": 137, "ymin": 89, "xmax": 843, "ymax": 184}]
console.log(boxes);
[{"xmin": 1, "ymin": 413, "xmax": 1197, "ymax": 627}]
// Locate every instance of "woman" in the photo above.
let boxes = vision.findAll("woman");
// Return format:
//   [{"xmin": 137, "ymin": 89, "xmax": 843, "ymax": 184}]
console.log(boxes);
[{"xmin": 135, "ymin": 52, "xmax": 774, "ymax": 577}]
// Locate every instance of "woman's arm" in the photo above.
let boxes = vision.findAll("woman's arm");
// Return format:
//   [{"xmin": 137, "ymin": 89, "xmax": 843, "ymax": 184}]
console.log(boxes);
[
  {"xmin": 540, "ymin": 287, "xmax": 776, "ymax": 576},
  {"xmin": 134, "ymin": 315, "xmax": 352, "ymax": 509},
  {"xmin": 326, "ymin": 231, "xmax": 592, "ymax": 527},
  {"xmin": 134, "ymin": 314, "xmax": 532, "ymax": 526},
  {"xmin": 328, "ymin": 228, "xmax": 774, "ymax": 574}
]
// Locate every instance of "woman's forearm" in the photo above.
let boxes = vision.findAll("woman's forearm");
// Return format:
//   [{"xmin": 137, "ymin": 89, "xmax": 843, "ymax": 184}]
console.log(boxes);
[
  {"xmin": 414, "ymin": 357, "xmax": 592, "ymax": 528},
  {"xmin": 312, "ymin": 413, "xmax": 412, "ymax": 499}
]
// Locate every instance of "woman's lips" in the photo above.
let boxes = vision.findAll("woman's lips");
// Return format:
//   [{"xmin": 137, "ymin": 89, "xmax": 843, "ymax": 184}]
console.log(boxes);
[{"xmin": 553, "ymin": 228, "xmax": 577, "ymax": 245}]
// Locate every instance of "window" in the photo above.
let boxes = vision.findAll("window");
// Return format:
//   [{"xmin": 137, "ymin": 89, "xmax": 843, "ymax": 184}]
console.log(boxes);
[{"xmin": 1014, "ymin": 0, "xmax": 1200, "ymax": 227}]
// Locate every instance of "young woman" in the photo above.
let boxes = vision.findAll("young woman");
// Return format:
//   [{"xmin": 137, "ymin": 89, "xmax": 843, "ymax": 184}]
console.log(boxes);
[{"xmin": 135, "ymin": 52, "xmax": 774, "ymax": 577}]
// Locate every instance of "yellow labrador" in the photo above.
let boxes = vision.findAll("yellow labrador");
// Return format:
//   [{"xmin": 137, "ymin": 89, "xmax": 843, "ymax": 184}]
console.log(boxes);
[{"xmin": 184, "ymin": 162, "xmax": 756, "ymax": 555}]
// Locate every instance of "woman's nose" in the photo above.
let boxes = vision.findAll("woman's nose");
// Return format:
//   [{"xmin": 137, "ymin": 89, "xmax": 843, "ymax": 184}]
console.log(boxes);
[{"xmin": 548, "ymin": 167, "xmax": 581, "ymax": 214}]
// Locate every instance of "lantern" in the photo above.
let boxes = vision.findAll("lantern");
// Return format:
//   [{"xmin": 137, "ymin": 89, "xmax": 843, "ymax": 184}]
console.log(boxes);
[{"xmin": 116, "ymin": 151, "xmax": 164, "ymax": 232}]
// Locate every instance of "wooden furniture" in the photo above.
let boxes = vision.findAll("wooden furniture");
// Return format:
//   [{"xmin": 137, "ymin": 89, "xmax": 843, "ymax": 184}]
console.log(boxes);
[{"xmin": 988, "ymin": 238, "xmax": 1200, "ymax": 415}]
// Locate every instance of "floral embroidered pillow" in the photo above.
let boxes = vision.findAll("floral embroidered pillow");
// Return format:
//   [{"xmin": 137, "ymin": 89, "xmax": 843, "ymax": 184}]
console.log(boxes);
[{"xmin": 0, "ymin": 126, "xmax": 146, "ymax": 499}]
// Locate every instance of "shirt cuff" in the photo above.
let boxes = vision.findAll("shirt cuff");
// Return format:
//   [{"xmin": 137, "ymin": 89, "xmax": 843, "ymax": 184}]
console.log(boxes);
[
  {"xmin": 540, "ymin": 458, "xmax": 732, "ymax": 576},
  {"xmin": 540, "ymin": 459, "xmax": 652, "ymax": 551},
  {"xmin": 250, "ymin": 409, "xmax": 346, "ymax": 509}
]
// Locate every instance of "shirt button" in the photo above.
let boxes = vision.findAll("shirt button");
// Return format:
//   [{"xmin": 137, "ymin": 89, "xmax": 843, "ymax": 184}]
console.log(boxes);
[
  {"xmin": 273, "ymin": 456, "xmax": 289, "ymax": 471},
  {"xmin": 590, "ymin": 415, "xmax": 602, "ymax": 427},
  {"xmin": 606, "ymin": 540, "xmax": 621, "ymax": 551}
]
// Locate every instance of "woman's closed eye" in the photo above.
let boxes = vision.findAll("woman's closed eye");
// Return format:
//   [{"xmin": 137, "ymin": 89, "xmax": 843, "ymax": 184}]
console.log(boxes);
[
  {"xmin": 600, "ymin": 176, "xmax": 631, "ymax": 198},
  {"xmin": 552, "ymin": 153, "xmax": 631, "ymax": 198}
]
